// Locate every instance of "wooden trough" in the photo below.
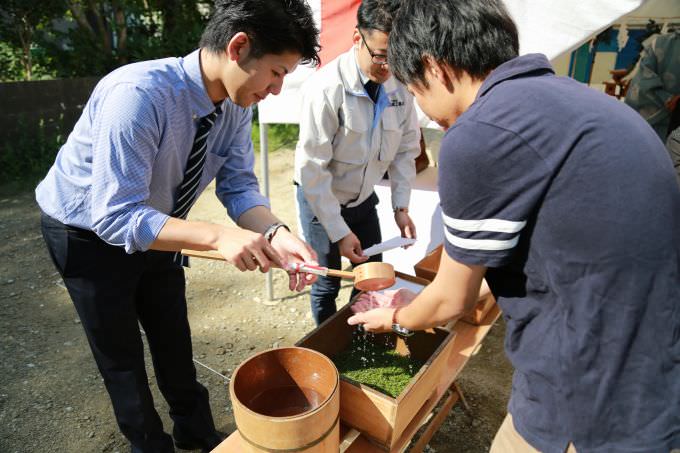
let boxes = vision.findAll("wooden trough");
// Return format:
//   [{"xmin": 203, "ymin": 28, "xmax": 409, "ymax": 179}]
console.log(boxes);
[
  {"xmin": 296, "ymin": 275, "xmax": 458, "ymax": 450},
  {"xmin": 216, "ymin": 281, "xmax": 503, "ymax": 452}
]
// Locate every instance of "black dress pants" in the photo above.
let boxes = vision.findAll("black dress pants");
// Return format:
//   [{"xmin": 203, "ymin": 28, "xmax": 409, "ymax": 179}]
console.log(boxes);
[{"xmin": 40, "ymin": 213, "xmax": 216, "ymax": 453}]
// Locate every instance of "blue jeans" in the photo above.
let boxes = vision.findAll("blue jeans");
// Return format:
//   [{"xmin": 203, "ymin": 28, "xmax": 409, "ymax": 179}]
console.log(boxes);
[{"xmin": 296, "ymin": 186, "xmax": 382, "ymax": 325}]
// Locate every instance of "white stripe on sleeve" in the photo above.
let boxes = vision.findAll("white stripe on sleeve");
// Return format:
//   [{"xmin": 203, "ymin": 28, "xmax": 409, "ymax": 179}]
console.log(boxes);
[
  {"xmin": 442, "ymin": 212, "xmax": 526, "ymax": 233},
  {"xmin": 444, "ymin": 228, "xmax": 520, "ymax": 251}
]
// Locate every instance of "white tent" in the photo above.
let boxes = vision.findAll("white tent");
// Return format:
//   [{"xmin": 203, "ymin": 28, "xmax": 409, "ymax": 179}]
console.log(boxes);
[
  {"xmin": 258, "ymin": 0, "xmax": 652, "ymax": 299},
  {"xmin": 557, "ymin": 0, "xmax": 680, "ymax": 89}
]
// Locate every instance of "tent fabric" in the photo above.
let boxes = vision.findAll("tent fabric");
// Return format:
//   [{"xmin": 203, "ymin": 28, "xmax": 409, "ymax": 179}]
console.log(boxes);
[
  {"xmin": 505, "ymin": 0, "xmax": 646, "ymax": 59},
  {"xmin": 258, "ymin": 0, "xmax": 647, "ymax": 126},
  {"xmin": 318, "ymin": 0, "xmax": 361, "ymax": 67}
]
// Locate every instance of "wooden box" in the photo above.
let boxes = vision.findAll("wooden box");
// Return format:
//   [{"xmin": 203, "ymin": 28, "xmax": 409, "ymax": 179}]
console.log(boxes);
[
  {"xmin": 413, "ymin": 245, "xmax": 443, "ymax": 282},
  {"xmin": 296, "ymin": 276, "xmax": 457, "ymax": 450},
  {"xmin": 414, "ymin": 245, "xmax": 497, "ymax": 325}
]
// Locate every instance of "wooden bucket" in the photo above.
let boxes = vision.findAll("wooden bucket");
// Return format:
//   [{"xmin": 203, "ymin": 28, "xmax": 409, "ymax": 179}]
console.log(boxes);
[{"xmin": 230, "ymin": 347, "xmax": 340, "ymax": 452}]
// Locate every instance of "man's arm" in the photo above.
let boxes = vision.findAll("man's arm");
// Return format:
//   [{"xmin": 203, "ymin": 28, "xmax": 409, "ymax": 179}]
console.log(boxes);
[
  {"xmin": 151, "ymin": 216, "xmax": 283, "ymax": 272},
  {"xmin": 238, "ymin": 206, "xmax": 318, "ymax": 291},
  {"xmin": 296, "ymin": 89, "xmax": 349, "ymax": 240},
  {"xmin": 296, "ymin": 87, "xmax": 367, "ymax": 262},
  {"xmin": 347, "ymin": 250, "xmax": 486, "ymax": 331},
  {"xmin": 88, "ymin": 85, "xmax": 178, "ymax": 254},
  {"xmin": 154, "ymin": 108, "xmax": 316, "ymax": 289}
]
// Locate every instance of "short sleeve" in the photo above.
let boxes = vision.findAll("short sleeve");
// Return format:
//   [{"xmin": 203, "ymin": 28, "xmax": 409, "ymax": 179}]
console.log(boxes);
[{"xmin": 438, "ymin": 121, "xmax": 551, "ymax": 267}]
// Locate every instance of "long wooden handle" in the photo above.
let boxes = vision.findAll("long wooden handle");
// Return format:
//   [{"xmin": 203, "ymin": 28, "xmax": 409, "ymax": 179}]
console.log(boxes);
[
  {"xmin": 181, "ymin": 249, "xmax": 356, "ymax": 279},
  {"xmin": 325, "ymin": 269, "xmax": 355, "ymax": 279},
  {"xmin": 181, "ymin": 249, "xmax": 226, "ymax": 261}
]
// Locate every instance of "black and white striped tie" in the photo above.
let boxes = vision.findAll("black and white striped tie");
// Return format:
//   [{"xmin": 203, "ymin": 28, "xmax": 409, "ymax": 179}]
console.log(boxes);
[{"xmin": 172, "ymin": 106, "xmax": 221, "ymax": 265}]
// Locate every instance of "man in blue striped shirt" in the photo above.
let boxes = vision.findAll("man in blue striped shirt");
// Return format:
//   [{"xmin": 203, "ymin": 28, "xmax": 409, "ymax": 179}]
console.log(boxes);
[{"xmin": 36, "ymin": 1, "xmax": 319, "ymax": 452}]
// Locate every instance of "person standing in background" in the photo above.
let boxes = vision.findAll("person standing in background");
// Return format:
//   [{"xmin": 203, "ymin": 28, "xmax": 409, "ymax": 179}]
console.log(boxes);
[
  {"xmin": 295, "ymin": 0, "xmax": 420, "ymax": 325},
  {"xmin": 625, "ymin": 29, "xmax": 680, "ymax": 139}
]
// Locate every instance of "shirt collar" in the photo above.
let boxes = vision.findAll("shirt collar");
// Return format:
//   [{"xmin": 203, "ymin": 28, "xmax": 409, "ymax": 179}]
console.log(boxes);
[
  {"xmin": 338, "ymin": 48, "xmax": 369, "ymax": 96},
  {"xmin": 476, "ymin": 53, "xmax": 555, "ymax": 100},
  {"xmin": 355, "ymin": 50, "xmax": 371, "ymax": 86},
  {"xmin": 180, "ymin": 49, "xmax": 223, "ymax": 118},
  {"xmin": 340, "ymin": 47, "xmax": 399, "ymax": 97}
]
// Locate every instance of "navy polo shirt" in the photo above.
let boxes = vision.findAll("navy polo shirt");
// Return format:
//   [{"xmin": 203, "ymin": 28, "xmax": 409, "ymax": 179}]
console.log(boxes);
[{"xmin": 438, "ymin": 54, "xmax": 680, "ymax": 453}]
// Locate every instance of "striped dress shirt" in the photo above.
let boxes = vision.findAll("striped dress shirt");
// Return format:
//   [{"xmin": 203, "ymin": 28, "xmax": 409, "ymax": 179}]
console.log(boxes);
[{"xmin": 36, "ymin": 49, "xmax": 269, "ymax": 253}]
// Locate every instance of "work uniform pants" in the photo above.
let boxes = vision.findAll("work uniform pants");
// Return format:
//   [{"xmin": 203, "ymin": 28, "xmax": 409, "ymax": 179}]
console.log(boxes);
[
  {"xmin": 40, "ymin": 213, "xmax": 216, "ymax": 453},
  {"xmin": 296, "ymin": 187, "xmax": 382, "ymax": 325}
]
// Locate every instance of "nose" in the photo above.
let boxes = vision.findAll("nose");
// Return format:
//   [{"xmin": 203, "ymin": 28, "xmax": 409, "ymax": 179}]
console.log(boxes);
[{"xmin": 269, "ymin": 78, "xmax": 284, "ymax": 96}]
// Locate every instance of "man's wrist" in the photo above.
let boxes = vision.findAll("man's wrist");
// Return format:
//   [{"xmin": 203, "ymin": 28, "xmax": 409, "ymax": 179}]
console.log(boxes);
[
  {"xmin": 392, "ymin": 307, "xmax": 401, "ymax": 325},
  {"xmin": 391, "ymin": 307, "xmax": 414, "ymax": 337},
  {"xmin": 263, "ymin": 222, "xmax": 290, "ymax": 243},
  {"xmin": 393, "ymin": 207, "xmax": 409, "ymax": 214}
]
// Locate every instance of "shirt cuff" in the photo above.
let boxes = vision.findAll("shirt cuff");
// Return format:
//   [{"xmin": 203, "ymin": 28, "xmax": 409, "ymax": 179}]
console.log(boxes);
[
  {"xmin": 325, "ymin": 219, "xmax": 352, "ymax": 244},
  {"xmin": 391, "ymin": 188, "xmax": 411, "ymax": 211},
  {"xmin": 129, "ymin": 209, "xmax": 170, "ymax": 253},
  {"xmin": 225, "ymin": 192, "xmax": 271, "ymax": 222}
]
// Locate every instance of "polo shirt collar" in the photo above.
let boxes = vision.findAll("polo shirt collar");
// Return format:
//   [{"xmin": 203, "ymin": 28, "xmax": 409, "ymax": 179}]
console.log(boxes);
[
  {"xmin": 476, "ymin": 53, "xmax": 554, "ymax": 100},
  {"xmin": 181, "ymin": 49, "xmax": 224, "ymax": 118}
]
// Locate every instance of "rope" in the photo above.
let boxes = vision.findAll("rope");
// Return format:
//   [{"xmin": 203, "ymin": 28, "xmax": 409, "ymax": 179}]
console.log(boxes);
[
  {"xmin": 192, "ymin": 358, "xmax": 230, "ymax": 381},
  {"xmin": 139, "ymin": 328, "xmax": 229, "ymax": 381}
]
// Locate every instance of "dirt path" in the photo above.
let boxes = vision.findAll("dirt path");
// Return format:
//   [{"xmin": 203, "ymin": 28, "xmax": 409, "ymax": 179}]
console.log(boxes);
[{"xmin": 0, "ymin": 148, "xmax": 512, "ymax": 453}]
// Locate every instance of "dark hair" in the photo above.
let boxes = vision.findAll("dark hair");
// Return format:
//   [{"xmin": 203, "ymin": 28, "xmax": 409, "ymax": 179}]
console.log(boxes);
[
  {"xmin": 388, "ymin": 0, "xmax": 519, "ymax": 85},
  {"xmin": 357, "ymin": 0, "xmax": 402, "ymax": 34},
  {"xmin": 200, "ymin": 0, "xmax": 320, "ymax": 66}
]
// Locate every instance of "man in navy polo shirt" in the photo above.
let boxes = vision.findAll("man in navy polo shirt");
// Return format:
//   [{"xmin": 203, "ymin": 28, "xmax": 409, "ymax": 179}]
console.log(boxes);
[{"xmin": 348, "ymin": 0, "xmax": 680, "ymax": 452}]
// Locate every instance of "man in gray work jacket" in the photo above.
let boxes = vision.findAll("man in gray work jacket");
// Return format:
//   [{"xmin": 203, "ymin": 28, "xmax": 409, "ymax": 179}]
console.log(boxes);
[{"xmin": 295, "ymin": 0, "xmax": 420, "ymax": 325}]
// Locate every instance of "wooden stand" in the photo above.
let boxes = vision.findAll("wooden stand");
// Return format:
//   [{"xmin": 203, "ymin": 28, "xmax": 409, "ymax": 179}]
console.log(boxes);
[{"xmin": 214, "ymin": 304, "xmax": 501, "ymax": 452}]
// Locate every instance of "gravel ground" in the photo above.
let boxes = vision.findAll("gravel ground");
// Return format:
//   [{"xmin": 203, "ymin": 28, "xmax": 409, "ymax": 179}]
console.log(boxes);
[{"xmin": 0, "ymin": 148, "xmax": 512, "ymax": 453}]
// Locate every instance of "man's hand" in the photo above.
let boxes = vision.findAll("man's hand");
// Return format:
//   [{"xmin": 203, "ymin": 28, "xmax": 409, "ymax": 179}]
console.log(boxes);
[
  {"xmin": 347, "ymin": 307, "xmax": 394, "ymax": 333},
  {"xmin": 338, "ymin": 232, "xmax": 368, "ymax": 264},
  {"xmin": 351, "ymin": 288, "xmax": 417, "ymax": 313},
  {"xmin": 270, "ymin": 228, "xmax": 318, "ymax": 291},
  {"xmin": 215, "ymin": 228, "xmax": 283, "ymax": 272},
  {"xmin": 394, "ymin": 211, "xmax": 416, "ymax": 241}
]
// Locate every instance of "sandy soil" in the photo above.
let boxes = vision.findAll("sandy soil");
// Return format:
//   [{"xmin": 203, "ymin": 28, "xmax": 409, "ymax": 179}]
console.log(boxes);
[{"xmin": 0, "ymin": 148, "xmax": 513, "ymax": 453}]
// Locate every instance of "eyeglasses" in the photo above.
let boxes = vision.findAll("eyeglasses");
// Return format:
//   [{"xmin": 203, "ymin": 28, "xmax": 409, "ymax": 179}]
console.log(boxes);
[{"xmin": 358, "ymin": 28, "xmax": 388, "ymax": 66}]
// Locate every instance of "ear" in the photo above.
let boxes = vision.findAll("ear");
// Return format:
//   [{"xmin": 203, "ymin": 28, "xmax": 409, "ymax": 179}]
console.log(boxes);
[
  {"xmin": 352, "ymin": 28, "xmax": 362, "ymax": 47},
  {"xmin": 424, "ymin": 56, "xmax": 454, "ymax": 92},
  {"xmin": 226, "ymin": 32, "xmax": 251, "ymax": 62}
]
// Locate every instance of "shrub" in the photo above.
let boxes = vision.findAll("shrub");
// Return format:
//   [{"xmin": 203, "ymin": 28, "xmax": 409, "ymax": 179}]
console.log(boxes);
[{"xmin": 0, "ymin": 115, "xmax": 65, "ymax": 191}]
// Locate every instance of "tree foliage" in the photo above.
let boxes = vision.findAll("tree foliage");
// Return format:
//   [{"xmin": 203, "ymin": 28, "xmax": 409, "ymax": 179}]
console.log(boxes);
[
  {"xmin": 0, "ymin": 0, "xmax": 65, "ymax": 80},
  {"xmin": 0, "ymin": 0, "xmax": 213, "ymax": 80}
]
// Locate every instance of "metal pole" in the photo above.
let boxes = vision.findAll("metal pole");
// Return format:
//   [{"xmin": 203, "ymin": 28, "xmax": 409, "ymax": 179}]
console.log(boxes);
[{"xmin": 259, "ymin": 121, "xmax": 274, "ymax": 301}]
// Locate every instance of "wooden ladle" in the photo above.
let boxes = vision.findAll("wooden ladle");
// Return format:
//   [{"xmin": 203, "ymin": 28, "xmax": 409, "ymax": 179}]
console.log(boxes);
[{"xmin": 180, "ymin": 249, "xmax": 396, "ymax": 291}]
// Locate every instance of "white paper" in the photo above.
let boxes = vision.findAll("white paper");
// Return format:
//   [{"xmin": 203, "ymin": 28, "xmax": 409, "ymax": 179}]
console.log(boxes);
[
  {"xmin": 390, "ymin": 277, "xmax": 427, "ymax": 294},
  {"xmin": 362, "ymin": 236, "xmax": 417, "ymax": 257}
]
